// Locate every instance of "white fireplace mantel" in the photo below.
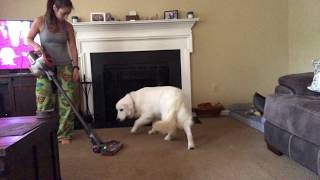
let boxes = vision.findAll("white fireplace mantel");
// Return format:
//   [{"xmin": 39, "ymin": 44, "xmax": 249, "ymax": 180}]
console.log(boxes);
[{"xmin": 73, "ymin": 18, "xmax": 199, "ymax": 112}]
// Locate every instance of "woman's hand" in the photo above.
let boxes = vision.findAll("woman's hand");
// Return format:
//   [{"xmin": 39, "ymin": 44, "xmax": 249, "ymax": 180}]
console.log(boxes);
[
  {"xmin": 39, "ymin": 48, "xmax": 53, "ymax": 68},
  {"xmin": 34, "ymin": 45, "xmax": 45, "ymax": 58},
  {"xmin": 34, "ymin": 45, "xmax": 53, "ymax": 68},
  {"xmin": 43, "ymin": 53, "xmax": 54, "ymax": 68},
  {"xmin": 72, "ymin": 68, "xmax": 80, "ymax": 82}
]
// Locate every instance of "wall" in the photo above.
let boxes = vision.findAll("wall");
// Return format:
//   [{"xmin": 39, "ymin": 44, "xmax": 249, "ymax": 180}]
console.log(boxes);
[
  {"xmin": 288, "ymin": 0, "xmax": 320, "ymax": 73},
  {"xmin": 0, "ymin": 0, "xmax": 288, "ymax": 107}
]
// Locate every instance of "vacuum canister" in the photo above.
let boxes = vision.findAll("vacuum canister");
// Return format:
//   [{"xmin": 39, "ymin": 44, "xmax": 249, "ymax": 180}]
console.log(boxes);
[{"xmin": 27, "ymin": 51, "xmax": 46, "ymax": 77}]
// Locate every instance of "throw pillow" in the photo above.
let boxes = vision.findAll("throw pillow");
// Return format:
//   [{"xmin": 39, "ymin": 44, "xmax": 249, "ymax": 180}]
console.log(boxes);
[{"xmin": 307, "ymin": 59, "xmax": 320, "ymax": 92}]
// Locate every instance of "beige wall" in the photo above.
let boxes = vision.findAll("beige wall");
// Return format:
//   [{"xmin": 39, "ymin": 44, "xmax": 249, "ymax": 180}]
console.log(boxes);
[
  {"xmin": 288, "ymin": 0, "xmax": 320, "ymax": 73},
  {"xmin": 0, "ymin": 0, "xmax": 288, "ymax": 107}
]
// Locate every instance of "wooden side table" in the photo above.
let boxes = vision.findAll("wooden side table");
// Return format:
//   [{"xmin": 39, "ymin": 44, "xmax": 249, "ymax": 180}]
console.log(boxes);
[{"xmin": 0, "ymin": 116, "xmax": 61, "ymax": 180}]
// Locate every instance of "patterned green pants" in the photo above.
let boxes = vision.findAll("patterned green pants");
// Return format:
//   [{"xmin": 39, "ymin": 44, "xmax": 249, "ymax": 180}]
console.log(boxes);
[{"xmin": 36, "ymin": 65, "xmax": 78, "ymax": 140}]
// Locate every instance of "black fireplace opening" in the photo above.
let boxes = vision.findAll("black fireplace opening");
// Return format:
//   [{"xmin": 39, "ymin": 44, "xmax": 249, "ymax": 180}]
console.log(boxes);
[{"xmin": 91, "ymin": 50, "xmax": 181, "ymax": 128}]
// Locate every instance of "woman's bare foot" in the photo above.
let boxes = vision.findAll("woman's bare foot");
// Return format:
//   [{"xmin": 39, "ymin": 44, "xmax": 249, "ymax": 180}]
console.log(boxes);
[{"xmin": 59, "ymin": 139, "xmax": 71, "ymax": 145}]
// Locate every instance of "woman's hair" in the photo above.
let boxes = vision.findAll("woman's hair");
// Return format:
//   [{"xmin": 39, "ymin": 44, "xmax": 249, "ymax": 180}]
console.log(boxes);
[{"xmin": 45, "ymin": 0, "xmax": 73, "ymax": 32}]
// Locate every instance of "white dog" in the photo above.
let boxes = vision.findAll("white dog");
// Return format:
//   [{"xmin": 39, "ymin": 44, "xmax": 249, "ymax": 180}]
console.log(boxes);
[{"xmin": 115, "ymin": 86, "xmax": 195, "ymax": 150}]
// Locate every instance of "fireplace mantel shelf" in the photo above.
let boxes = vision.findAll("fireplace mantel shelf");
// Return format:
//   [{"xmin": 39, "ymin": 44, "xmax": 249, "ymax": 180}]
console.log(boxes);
[{"xmin": 73, "ymin": 18, "xmax": 199, "ymax": 27}]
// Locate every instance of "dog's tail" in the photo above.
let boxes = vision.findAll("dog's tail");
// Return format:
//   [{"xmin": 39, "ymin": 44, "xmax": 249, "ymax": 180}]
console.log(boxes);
[
  {"xmin": 152, "ymin": 97, "xmax": 182, "ymax": 134},
  {"xmin": 153, "ymin": 111, "xmax": 177, "ymax": 134}
]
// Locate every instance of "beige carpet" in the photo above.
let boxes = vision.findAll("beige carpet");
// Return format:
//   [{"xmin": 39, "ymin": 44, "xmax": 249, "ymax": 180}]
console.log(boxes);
[{"xmin": 59, "ymin": 117, "xmax": 318, "ymax": 180}]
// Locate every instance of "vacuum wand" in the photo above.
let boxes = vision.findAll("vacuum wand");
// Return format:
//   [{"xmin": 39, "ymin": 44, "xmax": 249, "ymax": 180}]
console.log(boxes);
[
  {"xmin": 46, "ymin": 69, "xmax": 102, "ymax": 146},
  {"xmin": 27, "ymin": 51, "xmax": 123, "ymax": 155}
]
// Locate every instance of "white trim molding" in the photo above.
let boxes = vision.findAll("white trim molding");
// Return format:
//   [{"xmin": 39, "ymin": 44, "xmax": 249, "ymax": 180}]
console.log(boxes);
[{"xmin": 73, "ymin": 18, "xmax": 199, "ymax": 113}]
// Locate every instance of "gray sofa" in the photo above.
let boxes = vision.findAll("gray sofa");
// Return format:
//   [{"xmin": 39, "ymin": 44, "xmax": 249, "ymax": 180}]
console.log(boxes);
[{"xmin": 264, "ymin": 72, "xmax": 320, "ymax": 174}]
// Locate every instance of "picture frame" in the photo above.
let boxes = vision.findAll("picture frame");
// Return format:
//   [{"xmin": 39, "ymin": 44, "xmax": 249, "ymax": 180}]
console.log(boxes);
[
  {"xmin": 105, "ymin": 12, "xmax": 114, "ymax": 21},
  {"xmin": 164, "ymin": 10, "xmax": 178, "ymax": 20},
  {"xmin": 90, "ymin": 12, "xmax": 106, "ymax": 22}
]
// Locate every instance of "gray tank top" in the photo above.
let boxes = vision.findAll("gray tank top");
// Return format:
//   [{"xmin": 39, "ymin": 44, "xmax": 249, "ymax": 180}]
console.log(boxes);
[{"xmin": 39, "ymin": 17, "xmax": 72, "ymax": 65}]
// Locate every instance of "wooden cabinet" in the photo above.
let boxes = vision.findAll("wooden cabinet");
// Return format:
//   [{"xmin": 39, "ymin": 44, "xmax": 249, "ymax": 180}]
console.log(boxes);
[
  {"xmin": 0, "ymin": 73, "xmax": 36, "ymax": 117},
  {"xmin": 0, "ymin": 116, "xmax": 61, "ymax": 180}
]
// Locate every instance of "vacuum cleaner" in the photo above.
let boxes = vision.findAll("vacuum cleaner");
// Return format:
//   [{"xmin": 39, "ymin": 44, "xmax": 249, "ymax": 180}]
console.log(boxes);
[{"xmin": 27, "ymin": 51, "xmax": 123, "ymax": 156}]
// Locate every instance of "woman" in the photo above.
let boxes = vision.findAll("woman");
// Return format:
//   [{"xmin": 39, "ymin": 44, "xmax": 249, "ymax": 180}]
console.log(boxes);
[{"xmin": 27, "ymin": 0, "xmax": 79, "ymax": 144}]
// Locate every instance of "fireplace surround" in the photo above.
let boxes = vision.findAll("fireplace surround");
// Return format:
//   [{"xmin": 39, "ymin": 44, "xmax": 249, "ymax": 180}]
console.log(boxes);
[{"xmin": 73, "ymin": 19, "xmax": 198, "ymax": 127}]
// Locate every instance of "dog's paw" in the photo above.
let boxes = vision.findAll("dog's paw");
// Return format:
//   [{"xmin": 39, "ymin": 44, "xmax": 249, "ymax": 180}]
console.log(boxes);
[
  {"xmin": 148, "ymin": 129, "xmax": 156, "ymax": 135},
  {"xmin": 164, "ymin": 135, "xmax": 171, "ymax": 141},
  {"xmin": 188, "ymin": 145, "xmax": 195, "ymax": 150},
  {"xmin": 130, "ymin": 129, "xmax": 136, "ymax": 133}
]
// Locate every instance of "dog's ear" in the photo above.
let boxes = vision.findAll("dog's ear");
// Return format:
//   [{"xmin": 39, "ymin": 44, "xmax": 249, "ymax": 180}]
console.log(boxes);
[{"xmin": 124, "ymin": 94, "xmax": 134, "ymax": 117}]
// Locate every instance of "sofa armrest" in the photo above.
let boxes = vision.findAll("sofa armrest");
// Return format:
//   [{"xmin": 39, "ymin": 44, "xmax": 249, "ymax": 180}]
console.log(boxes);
[
  {"xmin": 275, "ymin": 85, "xmax": 295, "ymax": 95},
  {"xmin": 277, "ymin": 72, "xmax": 313, "ymax": 95}
]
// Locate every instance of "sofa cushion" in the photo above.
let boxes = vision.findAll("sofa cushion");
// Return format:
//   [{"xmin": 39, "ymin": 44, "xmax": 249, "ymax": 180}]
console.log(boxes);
[
  {"xmin": 264, "ymin": 95, "xmax": 320, "ymax": 146},
  {"xmin": 305, "ymin": 89, "xmax": 320, "ymax": 97},
  {"xmin": 278, "ymin": 72, "xmax": 313, "ymax": 95}
]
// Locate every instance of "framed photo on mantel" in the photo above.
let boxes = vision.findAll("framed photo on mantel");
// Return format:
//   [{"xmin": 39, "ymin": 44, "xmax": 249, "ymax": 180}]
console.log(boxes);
[
  {"xmin": 90, "ymin": 12, "xmax": 106, "ymax": 22},
  {"xmin": 164, "ymin": 10, "xmax": 178, "ymax": 19}
]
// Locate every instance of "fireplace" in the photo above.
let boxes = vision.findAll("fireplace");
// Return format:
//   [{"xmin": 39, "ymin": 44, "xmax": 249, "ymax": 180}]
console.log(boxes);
[
  {"xmin": 73, "ymin": 18, "xmax": 198, "ymax": 128},
  {"xmin": 91, "ymin": 50, "xmax": 181, "ymax": 128}
]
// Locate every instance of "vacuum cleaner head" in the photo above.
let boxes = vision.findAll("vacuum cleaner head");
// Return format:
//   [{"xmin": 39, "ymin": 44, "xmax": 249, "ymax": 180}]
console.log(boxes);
[{"xmin": 92, "ymin": 140, "xmax": 124, "ymax": 156}]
